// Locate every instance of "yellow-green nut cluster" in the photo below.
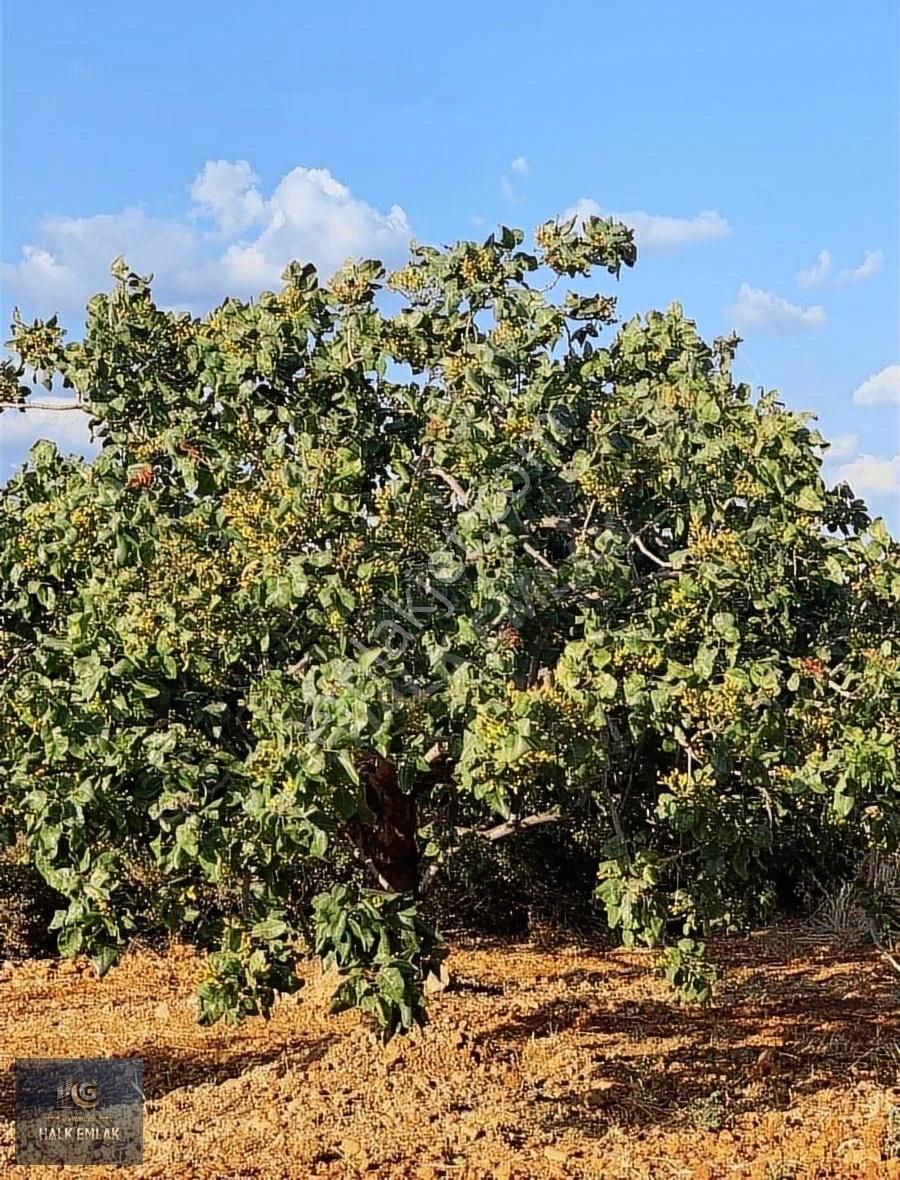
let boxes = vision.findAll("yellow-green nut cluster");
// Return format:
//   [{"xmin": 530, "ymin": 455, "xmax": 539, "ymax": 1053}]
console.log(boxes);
[
  {"xmin": 734, "ymin": 471, "xmax": 763, "ymax": 498},
  {"xmin": 386, "ymin": 322, "xmax": 429, "ymax": 369},
  {"xmin": 611, "ymin": 644, "xmax": 664, "ymax": 675},
  {"xmin": 220, "ymin": 484, "xmax": 281, "ymax": 556},
  {"xmin": 387, "ymin": 264, "xmax": 433, "ymax": 297},
  {"xmin": 133, "ymin": 433, "xmax": 166, "ymax": 463},
  {"xmin": 659, "ymin": 384, "xmax": 695, "ymax": 410},
  {"xmin": 659, "ymin": 767, "xmax": 696, "ymax": 798},
  {"xmin": 516, "ymin": 747, "xmax": 556, "ymax": 771},
  {"xmin": 441, "ymin": 355, "xmax": 466, "ymax": 386},
  {"xmin": 473, "ymin": 709, "xmax": 506, "ymax": 746},
  {"xmin": 459, "ymin": 248, "xmax": 499, "ymax": 287},
  {"xmin": 535, "ymin": 678, "xmax": 581, "ymax": 727},
  {"xmin": 329, "ymin": 269, "xmax": 371, "ymax": 305},
  {"xmin": 679, "ymin": 686, "xmax": 706, "ymax": 716},
  {"xmin": 802, "ymin": 711, "xmax": 832, "ymax": 737},
  {"xmin": 501, "ymin": 413, "xmax": 534, "ymax": 439},
  {"xmin": 248, "ymin": 741, "xmax": 281, "ymax": 783},
  {"xmin": 707, "ymin": 679, "xmax": 744, "ymax": 725},
  {"xmin": 491, "ymin": 320, "xmax": 527, "ymax": 350},
  {"xmin": 577, "ymin": 469, "xmax": 618, "ymax": 510},
  {"xmin": 688, "ymin": 525, "xmax": 749, "ymax": 571},
  {"xmin": 68, "ymin": 502, "xmax": 103, "ymax": 562},
  {"xmin": 279, "ymin": 284, "xmax": 309, "ymax": 317},
  {"xmin": 201, "ymin": 308, "xmax": 244, "ymax": 358},
  {"xmin": 16, "ymin": 502, "xmax": 56, "ymax": 573},
  {"xmin": 534, "ymin": 224, "xmax": 555, "ymax": 249}
]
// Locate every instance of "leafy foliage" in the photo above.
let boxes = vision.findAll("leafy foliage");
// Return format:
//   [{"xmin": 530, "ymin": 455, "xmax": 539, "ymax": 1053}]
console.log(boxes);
[{"xmin": 1, "ymin": 213, "xmax": 898, "ymax": 1034}]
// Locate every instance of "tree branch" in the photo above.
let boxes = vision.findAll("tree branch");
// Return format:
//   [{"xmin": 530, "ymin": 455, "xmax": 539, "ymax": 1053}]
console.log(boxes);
[
  {"xmin": 431, "ymin": 466, "xmax": 469, "ymax": 507},
  {"xmin": 0, "ymin": 400, "xmax": 86, "ymax": 411},
  {"xmin": 419, "ymin": 811, "xmax": 562, "ymax": 895},
  {"xmin": 630, "ymin": 533, "xmax": 671, "ymax": 568},
  {"xmin": 522, "ymin": 540, "xmax": 559, "ymax": 575}
]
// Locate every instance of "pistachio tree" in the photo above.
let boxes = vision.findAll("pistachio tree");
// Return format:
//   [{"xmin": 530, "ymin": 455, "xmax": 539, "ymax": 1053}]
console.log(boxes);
[{"xmin": 1, "ymin": 216, "xmax": 898, "ymax": 1036}]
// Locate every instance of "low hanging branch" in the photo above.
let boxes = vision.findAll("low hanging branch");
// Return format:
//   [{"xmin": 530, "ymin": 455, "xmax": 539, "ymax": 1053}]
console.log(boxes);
[
  {"xmin": 419, "ymin": 811, "xmax": 562, "ymax": 895},
  {"xmin": 0, "ymin": 400, "xmax": 86, "ymax": 411}
]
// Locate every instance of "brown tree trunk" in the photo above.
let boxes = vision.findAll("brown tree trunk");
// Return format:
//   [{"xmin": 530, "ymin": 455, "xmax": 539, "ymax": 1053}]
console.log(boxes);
[{"xmin": 351, "ymin": 756, "xmax": 419, "ymax": 894}]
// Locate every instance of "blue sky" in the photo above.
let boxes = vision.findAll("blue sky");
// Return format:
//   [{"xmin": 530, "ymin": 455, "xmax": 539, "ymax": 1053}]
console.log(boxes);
[{"xmin": 2, "ymin": 0, "xmax": 897, "ymax": 528}]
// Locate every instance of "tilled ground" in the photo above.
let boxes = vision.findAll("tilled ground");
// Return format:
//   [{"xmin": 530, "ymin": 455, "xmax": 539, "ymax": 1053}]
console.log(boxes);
[{"xmin": 1, "ymin": 927, "xmax": 899, "ymax": 1179}]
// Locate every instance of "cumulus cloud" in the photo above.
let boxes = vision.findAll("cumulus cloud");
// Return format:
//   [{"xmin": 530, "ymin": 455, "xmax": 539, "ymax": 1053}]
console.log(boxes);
[
  {"xmin": 821, "ymin": 432, "xmax": 860, "ymax": 462},
  {"xmin": 510, "ymin": 156, "xmax": 529, "ymax": 176},
  {"xmin": 835, "ymin": 452, "xmax": 900, "ymax": 497},
  {"xmin": 565, "ymin": 198, "xmax": 730, "ymax": 249},
  {"xmin": 840, "ymin": 248, "xmax": 884, "ymax": 284},
  {"xmin": 797, "ymin": 249, "xmax": 832, "ymax": 288},
  {"xmin": 1, "ymin": 161, "xmax": 413, "ymax": 317},
  {"xmin": 797, "ymin": 246, "xmax": 882, "ymax": 289},
  {"xmin": 725, "ymin": 282, "xmax": 826, "ymax": 332},
  {"xmin": 852, "ymin": 364, "xmax": 900, "ymax": 407}
]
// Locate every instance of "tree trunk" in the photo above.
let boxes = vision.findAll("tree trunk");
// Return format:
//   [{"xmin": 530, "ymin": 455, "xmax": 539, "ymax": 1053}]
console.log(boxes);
[{"xmin": 351, "ymin": 756, "xmax": 419, "ymax": 894}]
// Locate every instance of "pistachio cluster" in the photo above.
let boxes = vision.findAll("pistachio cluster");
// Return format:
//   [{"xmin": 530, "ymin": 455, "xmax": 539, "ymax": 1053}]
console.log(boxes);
[
  {"xmin": 373, "ymin": 483, "xmax": 433, "ymax": 550},
  {"xmin": 611, "ymin": 643, "xmax": 665, "ymax": 674},
  {"xmin": 459, "ymin": 247, "xmax": 500, "ymax": 287},
  {"xmin": 491, "ymin": 320, "xmax": 527, "ymax": 351},
  {"xmin": 577, "ymin": 468, "xmax": 620, "ymax": 511},
  {"xmin": 386, "ymin": 264, "xmax": 437, "ymax": 303},
  {"xmin": 687, "ymin": 524, "xmax": 750, "ymax": 572},
  {"xmin": 15, "ymin": 502, "xmax": 57, "ymax": 574},
  {"xmin": 658, "ymin": 767, "xmax": 696, "ymax": 799},
  {"xmin": 328, "ymin": 268, "xmax": 373, "ymax": 306},
  {"xmin": 501, "ymin": 412, "xmax": 534, "ymax": 439},
  {"xmin": 65, "ymin": 502, "xmax": 102, "ymax": 563},
  {"xmin": 733, "ymin": 471, "xmax": 763, "ymax": 499},
  {"xmin": 385, "ymin": 320, "xmax": 431, "ymax": 370},
  {"xmin": 441, "ymin": 355, "xmax": 467, "ymax": 386}
]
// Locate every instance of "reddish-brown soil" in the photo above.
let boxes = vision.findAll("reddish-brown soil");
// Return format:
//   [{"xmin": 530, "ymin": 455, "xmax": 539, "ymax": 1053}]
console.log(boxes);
[{"xmin": 1, "ymin": 926, "xmax": 898, "ymax": 1178}]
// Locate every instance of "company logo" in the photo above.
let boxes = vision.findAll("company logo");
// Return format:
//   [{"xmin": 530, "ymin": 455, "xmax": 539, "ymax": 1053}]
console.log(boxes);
[
  {"xmin": 17, "ymin": 1058, "xmax": 144, "ymax": 1164},
  {"xmin": 66, "ymin": 1080, "xmax": 100, "ymax": 1110}
]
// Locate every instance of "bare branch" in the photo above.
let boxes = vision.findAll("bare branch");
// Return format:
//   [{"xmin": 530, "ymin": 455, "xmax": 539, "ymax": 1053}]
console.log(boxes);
[
  {"xmin": 0, "ymin": 400, "xmax": 86, "ymax": 412},
  {"xmin": 630, "ymin": 533, "xmax": 671, "ymax": 568},
  {"xmin": 431, "ymin": 466, "xmax": 469, "ymax": 507},
  {"xmin": 537, "ymin": 515, "xmax": 577, "ymax": 534},
  {"xmin": 342, "ymin": 832, "xmax": 393, "ymax": 891},
  {"xmin": 419, "ymin": 811, "xmax": 562, "ymax": 895},
  {"xmin": 522, "ymin": 540, "xmax": 558, "ymax": 575},
  {"xmin": 476, "ymin": 811, "xmax": 562, "ymax": 841},
  {"xmin": 423, "ymin": 742, "xmax": 447, "ymax": 765}
]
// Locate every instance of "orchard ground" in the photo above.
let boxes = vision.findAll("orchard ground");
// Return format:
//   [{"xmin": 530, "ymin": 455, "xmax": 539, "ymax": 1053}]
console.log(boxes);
[{"xmin": 1, "ymin": 925, "xmax": 899, "ymax": 1179}]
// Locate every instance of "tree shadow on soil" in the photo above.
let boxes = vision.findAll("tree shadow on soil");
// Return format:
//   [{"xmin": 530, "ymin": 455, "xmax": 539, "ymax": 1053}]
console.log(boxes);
[
  {"xmin": 477, "ymin": 939, "xmax": 900, "ymax": 1136},
  {"xmin": 138, "ymin": 1034, "xmax": 334, "ymax": 1100}
]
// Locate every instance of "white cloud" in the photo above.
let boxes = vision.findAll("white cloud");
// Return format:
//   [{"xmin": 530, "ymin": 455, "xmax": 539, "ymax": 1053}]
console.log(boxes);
[
  {"xmin": 797, "ymin": 247, "xmax": 882, "ymax": 289},
  {"xmin": 840, "ymin": 248, "xmax": 883, "ymax": 284},
  {"xmin": 836, "ymin": 453, "xmax": 900, "ymax": 497},
  {"xmin": 0, "ymin": 399, "xmax": 94, "ymax": 458},
  {"xmin": 1, "ymin": 162, "xmax": 413, "ymax": 317},
  {"xmin": 565, "ymin": 198, "xmax": 730, "ymax": 248},
  {"xmin": 188, "ymin": 159, "xmax": 266, "ymax": 236},
  {"xmin": 510, "ymin": 156, "xmax": 529, "ymax": 176},
  {"xmin": 500, "ymin": 176, "xmax": 522, "ymax": 204},
  {"xmin": 821, "ymin": 432, "xmax": 860, "ymax": 462},
  {"xmin": 725, "ymin": 282, "xmax": 826, "ymax": 332},
  {"xmin": 797, "ymin": 249, "xmax": 832, "ymax": 288},
  {"xmin": 852, "ymin": 364, "xmax": 900, "ymax": 407}
]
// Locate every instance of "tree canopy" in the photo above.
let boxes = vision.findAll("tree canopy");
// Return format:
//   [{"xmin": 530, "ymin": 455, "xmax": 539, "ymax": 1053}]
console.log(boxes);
[{"xmin": 1, "ymin": 216, "xmax": 898, "ymax": 1037}]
